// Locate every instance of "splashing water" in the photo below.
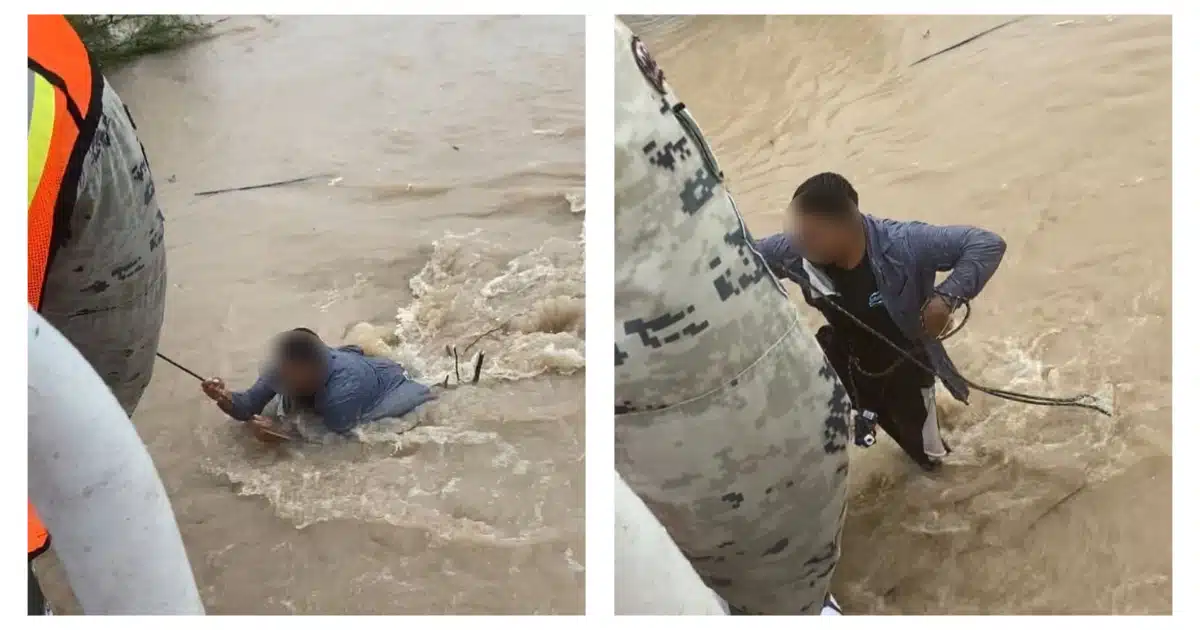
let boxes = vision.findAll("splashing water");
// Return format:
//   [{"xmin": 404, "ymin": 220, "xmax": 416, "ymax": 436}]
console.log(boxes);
[
  {"xmin": 358, "ymin": 227, "xmax": 586, "ymax": 384},
  {"xmin": 200, "ymin": 221, "xmax": 585, "ymax": 555}
]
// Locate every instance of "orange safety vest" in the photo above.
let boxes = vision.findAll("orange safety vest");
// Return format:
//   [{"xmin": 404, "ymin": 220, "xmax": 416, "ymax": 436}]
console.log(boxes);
[
  {"xmin": 28, "ymin": 14, "xmax": 103, "ymax": 560},
  {"xmin": 28, "ymin": 504, "xmax": 50, "ymax": 561}
]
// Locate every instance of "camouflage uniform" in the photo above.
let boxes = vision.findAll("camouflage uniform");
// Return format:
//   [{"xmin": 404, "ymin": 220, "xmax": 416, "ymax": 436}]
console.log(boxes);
[
  {"xmin": 39, "ymin": 77, "xmax": 167, "ymax": 416},
  {"xmin": 614, "ymin": 20, "xmax": 851, "ymax": 614},
  {"xmin": 29, "ymin": 69, "xmax": 167, "ymax": 616}
]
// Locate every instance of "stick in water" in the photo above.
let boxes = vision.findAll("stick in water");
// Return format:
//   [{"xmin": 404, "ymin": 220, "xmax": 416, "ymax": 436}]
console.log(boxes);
[
  {"xmin": 910, "ymin": 16, "xmax": 1027, "ymax": 67},
  {"xmin": 471, "ymin": 352, "xmax": 484, "ymax": 384},
  {"xmin": 193, "ymin": 174, "xmax": 329, "ymax": 197}
]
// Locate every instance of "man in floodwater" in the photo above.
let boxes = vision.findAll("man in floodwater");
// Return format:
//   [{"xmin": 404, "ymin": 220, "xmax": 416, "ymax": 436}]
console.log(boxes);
[
  {"xmin": 201, "ymin": 328, "xmax": 436, "ymax": 439},
  {"xmin": 755, "ymin": 172, "xmax": 1007, "ymax": 471}
]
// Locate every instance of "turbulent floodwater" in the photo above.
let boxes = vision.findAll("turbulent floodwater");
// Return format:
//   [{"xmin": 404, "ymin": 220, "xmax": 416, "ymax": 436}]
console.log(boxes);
[
  {"xmin": 39, "ymin": 15, "xmax": 584, "ymax": 614},
  {"xmin": 626, "ymin": 15, "xmax": 1171, "ymax": 614}
]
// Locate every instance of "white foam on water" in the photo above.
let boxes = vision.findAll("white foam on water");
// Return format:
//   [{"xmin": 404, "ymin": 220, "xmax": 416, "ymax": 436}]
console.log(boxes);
[
  {"xmin": 844, "ymin": 332, "xmax": 1138, "ymax": 565},
  {"xmin": 942, "ymin": 334, "xmax": 1132, "ymax": 484},
  {"xmin": 387, "ymin": 229, "xmax": 585, "ymax": 383},
  {"xmin": 565, "ymin": 192, "xmax": 586, "ymax": 213}
]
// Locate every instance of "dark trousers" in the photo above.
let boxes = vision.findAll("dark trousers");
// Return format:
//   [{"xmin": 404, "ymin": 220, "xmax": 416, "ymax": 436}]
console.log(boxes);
[{"xmin": 816, "ymin": 325, "xmax": 947, "ymax": 470}]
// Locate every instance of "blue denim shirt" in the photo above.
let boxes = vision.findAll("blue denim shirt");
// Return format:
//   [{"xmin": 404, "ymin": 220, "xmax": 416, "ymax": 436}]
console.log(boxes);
[
  {"xmin": 753, "ymin": 214, "xmax": 1006, "ymax": 402},
  {"xmin": 227, "ymin": 345, "xmax": 434, "ymax": 434}
]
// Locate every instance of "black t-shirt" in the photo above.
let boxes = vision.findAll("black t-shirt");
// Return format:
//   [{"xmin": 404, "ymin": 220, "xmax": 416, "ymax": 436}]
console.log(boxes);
[{"xmin": 818, "ymin": 256, "xmax": 912, "ymax": 372}]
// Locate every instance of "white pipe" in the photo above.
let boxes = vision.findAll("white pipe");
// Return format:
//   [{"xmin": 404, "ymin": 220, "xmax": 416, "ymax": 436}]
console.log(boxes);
[
  {"xmin": 614, "ymin": 20, "xmax": 850, "ymax": 615},
  {"xmin": 615, "ymin": 471, "xmax": 726, "ymax": 615},
  {"xmin": 28, "ymin": 306, "xmax": 204, "ymax": 614}
]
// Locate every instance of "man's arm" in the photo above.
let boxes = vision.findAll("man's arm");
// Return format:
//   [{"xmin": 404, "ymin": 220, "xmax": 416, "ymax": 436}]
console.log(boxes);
[
  {"xmin": 905, "ymin": 222, "xmax": 1007, "ymax": 302},
  {"xmin": 753, "ymin": 233, "xmax": 806, "ymax": 283},
  {"xmin": 224, "ymin": 374, "xmax": 276, "ymax": 422}
]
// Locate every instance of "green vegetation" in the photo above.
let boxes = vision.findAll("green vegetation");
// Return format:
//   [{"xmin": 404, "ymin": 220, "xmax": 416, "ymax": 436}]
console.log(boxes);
[{"xmin": 66, "ymin": 15, "xmax": 213, "ymax": 68}]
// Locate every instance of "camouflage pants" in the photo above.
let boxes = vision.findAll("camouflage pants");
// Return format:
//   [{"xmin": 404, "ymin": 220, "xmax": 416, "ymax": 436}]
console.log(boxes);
[
  {"xmin": 614, "ymin": 20, "xmax": 851, "ymax": 614},
  {"xmin": 39, "ymin": 77, "xmax": 167, "ymax": 416}
]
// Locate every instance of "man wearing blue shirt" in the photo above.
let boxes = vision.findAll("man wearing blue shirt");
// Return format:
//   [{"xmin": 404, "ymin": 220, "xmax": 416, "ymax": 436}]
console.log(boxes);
[
  {"xmin": 754, "ymin": 172, "xmax": 1006, "ymax": 471},
  {"xmin": 201, "ymin": 328, "xmax": 435, "ymax": 438}
]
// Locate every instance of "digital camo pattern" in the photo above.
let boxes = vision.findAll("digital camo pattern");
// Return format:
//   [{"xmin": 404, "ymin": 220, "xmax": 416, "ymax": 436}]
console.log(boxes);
[
  {"xmin": 40, "ymin": 78, "xmax": 167, "ymax": 415},
  {"xmin": 614, "ymin": 20, "xmax": 851, "ymax": 615}
]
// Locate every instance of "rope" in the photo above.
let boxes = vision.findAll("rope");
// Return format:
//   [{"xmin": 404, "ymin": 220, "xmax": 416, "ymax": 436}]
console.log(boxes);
[
  {"xmin": 155, "ymin": 352, "xmax": 204, "ymax": 382},
  {"xmin": 932, "ymin": 301, "xmax": 1110, "ymax": 414},
  {"xmin": 153, "ymin": 352, "xmax": 325, "ymax": 444},
  {"xmin": 781, "ymin": 267, "xmax": 1112, "ymax": 416}
]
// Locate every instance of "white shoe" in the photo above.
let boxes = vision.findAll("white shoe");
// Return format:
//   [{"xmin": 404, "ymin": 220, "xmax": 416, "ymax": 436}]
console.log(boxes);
[{"xmin": 821, "ymin": 593, "xmax": 843, "ymax": 615}]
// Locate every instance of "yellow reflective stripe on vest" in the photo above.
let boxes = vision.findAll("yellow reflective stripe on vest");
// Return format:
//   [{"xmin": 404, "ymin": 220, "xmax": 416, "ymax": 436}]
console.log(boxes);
[{"xmin": 28, "ymin": 70, "xmax": 56, "ymax": 210}]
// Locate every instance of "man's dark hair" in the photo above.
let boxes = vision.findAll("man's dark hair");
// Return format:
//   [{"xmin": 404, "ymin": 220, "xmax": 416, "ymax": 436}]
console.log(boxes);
[
  {"xmin": 275, "ymin": 328, "xmax": 324, "ymax": 365},
  {"xmin": 792, "ymin": 172, "xmax": 859, "ymax": 218}
]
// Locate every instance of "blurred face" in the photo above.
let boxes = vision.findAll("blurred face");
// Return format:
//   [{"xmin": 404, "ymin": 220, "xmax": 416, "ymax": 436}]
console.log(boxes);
[
  {"xmin": 788, "ymin": 201, "xmax": 858, "ymax": 265},
  {"xmin": 277, "ymin": 359, "xmax": 321, "ymax": 396}
]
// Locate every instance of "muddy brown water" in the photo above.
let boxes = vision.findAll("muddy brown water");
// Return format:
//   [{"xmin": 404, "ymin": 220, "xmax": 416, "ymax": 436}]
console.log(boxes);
[
  {"xmin": 626, "ymin": 14, "xmax": 1171, "ymax": 614},
  {"xmin": 38, "ymin": 15, "xmax": 584, "ymax": 614}
]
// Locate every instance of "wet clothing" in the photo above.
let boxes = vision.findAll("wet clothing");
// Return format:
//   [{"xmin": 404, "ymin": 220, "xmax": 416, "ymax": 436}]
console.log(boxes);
[
  {"xmin": 755, "ymin": 215, "xmax": 1003, "ymax": 469},
  {"xmin": 226, "ymin": 344, "xmax": 435, "ymax": 434},
  {"xmin": 754, "ymin": 214, "xmax": 1007, "ymax": 403},
  {"xmin": 809, "ymin": 255, "xmax": 946, "ymax": 468},
  {"xmin": 815, "ymin": 256, "xmax": 910, "ymax": 373},
  {"xmin": 817, "ymin": 325, "xmax": 945, "ymax": 469}
]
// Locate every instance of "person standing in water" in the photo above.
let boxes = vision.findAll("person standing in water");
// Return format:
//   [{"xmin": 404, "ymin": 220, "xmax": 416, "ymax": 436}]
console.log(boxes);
[
  {"xmin": 754, "ymin": 172, "xmax": 1007, "ymax": 471},
  {"xmin": 201, "ymin": 328, "xmax": 436, "ymax": 439}
]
